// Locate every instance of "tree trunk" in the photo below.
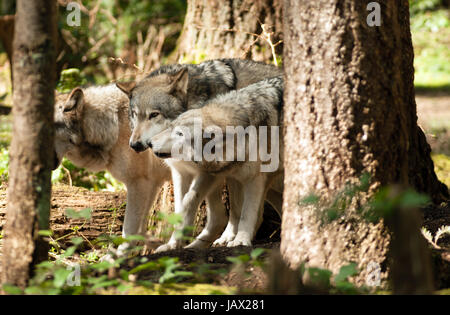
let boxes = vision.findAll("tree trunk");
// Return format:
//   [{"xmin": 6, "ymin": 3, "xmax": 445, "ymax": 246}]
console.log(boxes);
[
  {"xmin": 281, "ymin": 0, "xmax": 447, "ymax": 288},
  {"xmin": 172, "ymin": 0, "xmax": 283, "ymax": 64},
  {"xmin": 1, "ymin": 0, "xmax": 57, "ymax": 289}
]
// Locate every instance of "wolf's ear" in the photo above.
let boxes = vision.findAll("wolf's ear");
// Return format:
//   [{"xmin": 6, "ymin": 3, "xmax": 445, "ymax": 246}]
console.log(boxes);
[
  {"xmin": 64, "ymin": 87, "xmax": 84, "ymax": 115},
  {"xmin": 168, "ymin": 68, "xmax": 189, "ymax": 96},
  {"xmin": 116, "ymin": 81, "xmax": 136, "ymax": 98}
]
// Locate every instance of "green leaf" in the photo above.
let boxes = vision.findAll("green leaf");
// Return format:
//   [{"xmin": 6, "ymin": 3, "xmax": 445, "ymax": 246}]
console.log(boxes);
[
  {"xmin": 308, "ymin": 268, "xmax": 332, "ymax": 288},
  {"xmin": 38, "ymin": 230, "xmax": 53, "ymax": 237},
  {"xmin": 124, "ymin": 235, "xmax": 146, "ymax": 242},
  {"xmin": 90, "ymin": 261, "xmax": 115, "ymax": 271},
  {"xmin": 129, "ymin": 261, "xmax": 158, "ymax": 274},
  {"xmin": 70, "ymin": 237, "xmax": 84, "ymax": 246},
  {"xmin": 226, "ymin": 254, "xmax": 250, "ymax": 265},
  {"xmin": 53, "ymin": 268, "xmax": 73, "ymax": 288},
  {"xmin": 334, "ymin": 263, "xmax": 358, "ymax": 283},
  {"xmin": 398, "ymin": 190, "xmax": 430, "ymax": 208},
  {"xmin": 334, "ymin": 280, "xmax": 358, "ymax": 294},
  {"xmin": 2, "ymin": 284, "xmax": 23, "ymax": 295},
  {"xmin": 60, "ymin": 246, "xmax": 77, "ymax": 258},
  {"xmin": 65, "ymin": 208, "xmax": 92, "ymax": 220},
  {"xmin": 299, "ymin": 194, "xmax": 320, "ymax": 205},
  {"xmin": 250, "ymin": 248, "xmax": 265, "ymax": 260}
]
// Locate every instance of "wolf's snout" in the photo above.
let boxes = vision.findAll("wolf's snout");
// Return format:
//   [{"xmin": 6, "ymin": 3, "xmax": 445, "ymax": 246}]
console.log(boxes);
[
  {"xmin": 130, "ymin": 141, "xmax": 146, "ymax": 152},
  {"xmin": 147, "ymin": 141, "xmax": 153, "ymax": 149}
]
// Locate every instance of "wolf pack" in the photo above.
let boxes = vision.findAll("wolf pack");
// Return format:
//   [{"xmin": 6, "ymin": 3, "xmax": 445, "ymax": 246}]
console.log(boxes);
[{"xmin": 53, "ymin": 58, "xmax": 284, "ymax": 254}]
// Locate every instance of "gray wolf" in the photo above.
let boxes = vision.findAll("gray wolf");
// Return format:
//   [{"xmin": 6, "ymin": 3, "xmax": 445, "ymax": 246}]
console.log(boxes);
[
  {"xmin": 116, "ymin": 58, "xmax": 283, "ymax": 152},
  {"xmin": 116, "ymin": 59, "xmax": 283, "ymax": 251},
  {"xmin": 150, "ymin": 76, "xmax": 284, "ymax": 248},
  {"xmin": 53, "ymin": 84, "xmax": 171, "ymax": 249}
]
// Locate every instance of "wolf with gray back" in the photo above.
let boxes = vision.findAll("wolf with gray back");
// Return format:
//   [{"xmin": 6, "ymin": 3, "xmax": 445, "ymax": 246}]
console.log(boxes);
[
  {"xmin": 150, "ymin": 76, "xmax": 284, "ymax": 247},
  {"xmin": 116, "ymin": 59, "xmax": 283, "ymax": 251},
  {"xmin": 53, "ymin": 84, "xmax": 171, "ymax": 249},
  {"xmin": 116, "ymin": 58, "xmax": 282, "ymax": 152}
]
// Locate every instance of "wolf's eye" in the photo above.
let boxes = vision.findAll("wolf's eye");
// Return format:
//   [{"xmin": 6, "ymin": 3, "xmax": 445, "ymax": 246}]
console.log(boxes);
[
  {"xmin": 148, "ymin": 112, "xmax": 159, "ymax": 120},
  {"xmin": 175, "ymin": 131, "xmax": 183, "ymax": 137}
]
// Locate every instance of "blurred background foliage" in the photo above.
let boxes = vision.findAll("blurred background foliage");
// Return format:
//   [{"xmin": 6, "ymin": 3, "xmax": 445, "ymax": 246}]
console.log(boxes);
[
  {"xmin": 56, "ymin": 0, "xmax": 186, "ymax": 84},
  {"xmin": 409, "ymin": 0, "xmax": 450, "ymax": 90},
  {"xmin": 0, "ymin": 0, "xmax": 449, "ymax": 191}
]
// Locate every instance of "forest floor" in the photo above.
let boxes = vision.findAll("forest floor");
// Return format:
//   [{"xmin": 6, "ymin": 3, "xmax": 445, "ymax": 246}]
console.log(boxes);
[{"xmin": 0, "ymin": 93, "xmax": 450, "ymax": 294}]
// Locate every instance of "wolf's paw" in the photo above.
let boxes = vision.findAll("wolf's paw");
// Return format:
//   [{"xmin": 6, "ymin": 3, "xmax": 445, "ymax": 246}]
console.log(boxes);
[
  {"xmin": 185, "ymin": 238, "xmax": 212, "ymax": 249},
  {"xmin": 154, "ymin": 241, "xmax": 180, "ymax": 253},
  {"xmin": 227, "ymin": 233, "xmax": 252, "ymax": 247},
  {"xmin": 213, "ymin": 233, "xmax": 235, "ymax": 247}
]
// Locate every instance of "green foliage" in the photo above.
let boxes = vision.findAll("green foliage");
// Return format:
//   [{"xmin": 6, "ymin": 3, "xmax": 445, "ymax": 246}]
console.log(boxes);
[
  {"xmin": 0, "ymin": 147, "xmax": 8, "ymax": 185},
  {"xmin": 65, "ymin": 208, "xmax": 92, "ymax": 220},
  {"xmin": 432, "ymin": 154, "xmax": 450, "ymax": 188},
  {"xmin": 156, "ymin": 211, "xmax": 194, "ymax": 243},
  {"xmin": 360, "ymin": 187, "xmax": 430, "ymax": 223},
  {"xmin": 226, "ymin": 248, "xmax": 268, "ymax": 275},
  {"xmin": 299, "ymin": 173, "xmax": 371, "ymax": 224},
  {"xmin": 57, "ymin": 0, "xmax": 186, "ymax": 83},
  {"xmin": 302, "ymin": 262, "xmax": 363, "ymax": 294},
  {"xmin": 299, "ymin": 173, "xmax": 431, "ymax": 224},
  {"xmin": 409, "ymin": 0, "xmax": 445, "ymax": 16},
  {"xmin": 409, "ymin": 2, "xmax": 450, "ymax": 89},
  {"xmin": 52, "ymin": 157, "xmax": 125, "ymax": 192},
  {"xmin": 56, "ymin": 68, "xmax": 87, "ymax": 93}
]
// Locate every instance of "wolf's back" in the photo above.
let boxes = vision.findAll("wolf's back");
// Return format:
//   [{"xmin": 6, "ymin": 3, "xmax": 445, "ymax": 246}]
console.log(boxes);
[
  {"xmin": 203, "ymin": 76, "xmax": 284, "ymax": 129},
  {"xmin": 220, "ymin": 58, "xmax": 283, "ymax": 89}
]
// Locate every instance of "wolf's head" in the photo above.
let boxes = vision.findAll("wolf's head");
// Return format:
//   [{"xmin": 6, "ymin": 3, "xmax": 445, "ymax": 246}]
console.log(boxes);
[
  {"xmin": 53, "ymin": 88, "xmax": 85, "ymax": 169},
  {"xmin": 116, "ymin": 68, "xmax": 189, "ymax": 153},
  {"xmin": 150, "ymin": 109, "xmax": 203, "ymax": 161}
]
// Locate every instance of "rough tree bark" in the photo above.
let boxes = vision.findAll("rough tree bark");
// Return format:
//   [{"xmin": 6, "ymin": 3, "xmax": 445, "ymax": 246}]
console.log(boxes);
[
  {"xmin": 1, "ymin": 0, "xmax": 57, "ymax": 289},
  {"xmin": 172, "ymin": 0, "xmax": 283, "ymax": 63},
  {"xmin": 281, "ymin": 0, "xmax": 448, "ymax": 289}
]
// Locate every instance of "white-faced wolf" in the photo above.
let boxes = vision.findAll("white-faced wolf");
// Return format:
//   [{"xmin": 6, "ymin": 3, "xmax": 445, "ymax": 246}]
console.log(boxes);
[
  {"xmin": 53, "ymin": 84, "xmax": 171, "ymax": 254},
  {"xmin": 151, "ymin": 77, "xmax": 284, "ymax": 248}
]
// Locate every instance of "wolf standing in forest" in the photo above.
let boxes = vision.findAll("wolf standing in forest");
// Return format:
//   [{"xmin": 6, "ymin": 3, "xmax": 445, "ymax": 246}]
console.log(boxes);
[
  {"xmin": 53, "ymin": 84, "xmax": 171, "ymax": 253},
  {"xmin": 150, "ymin": 76, "xmax": 284, "ymax": 247},
  {"xmin": 115, "ymin": 59, "xmax": 283, "ymax": 251}
]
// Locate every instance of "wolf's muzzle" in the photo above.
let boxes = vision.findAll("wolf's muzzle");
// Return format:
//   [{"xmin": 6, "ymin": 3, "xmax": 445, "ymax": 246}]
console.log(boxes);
[
  {"xmin": 154, "ymin": 151, "xmax": 171, "ymax": 159},
  {"xmin": 130, "ymin": 141, "xmax": 146, "ymax": 153}
]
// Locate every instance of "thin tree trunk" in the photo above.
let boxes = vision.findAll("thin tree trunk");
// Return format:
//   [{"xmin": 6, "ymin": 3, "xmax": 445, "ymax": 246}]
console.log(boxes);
[
  {"xmin": 1, "ymin": 0, "xmax": 57, "ymax": 289},
  {"xmin": 281, "ymin": 0, "xmax": 446, "ymax": 288},
  {"xmin": 172, "ymin": 0, "xmax": 283, "ymax": 63}
]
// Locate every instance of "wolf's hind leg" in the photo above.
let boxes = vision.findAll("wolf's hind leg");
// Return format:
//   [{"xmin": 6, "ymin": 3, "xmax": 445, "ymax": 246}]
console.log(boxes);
[
  {"xmin": 213, "ymin": 178, "xmax": 243, "ymax": 246},
  {"xmin": 228, "ymin": 175, "xmax": 267, "ymax": 247}
]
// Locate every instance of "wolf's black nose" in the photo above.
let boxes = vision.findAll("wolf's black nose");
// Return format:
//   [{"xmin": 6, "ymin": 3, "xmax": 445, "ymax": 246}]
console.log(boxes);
[{"xmin": 130, "ymin": 141, "xmax": 145, "ymax": 152}]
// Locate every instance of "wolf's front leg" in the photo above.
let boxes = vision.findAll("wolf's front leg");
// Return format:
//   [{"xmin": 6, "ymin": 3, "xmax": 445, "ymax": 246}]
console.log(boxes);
[
  {"xmin": 228, "ymin": 175, "xmax": 267, "ymax": 247},
  {"xmin": 186, "ymin": 180, "xmax": 227, "ymax": 249},
  {"xmin": 155, "ymin": 168, "xmax": 193, "ymax": 253},
  {"xmin": 108, "ymin": 177, "xmax": 163, "ymax": 258}
]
